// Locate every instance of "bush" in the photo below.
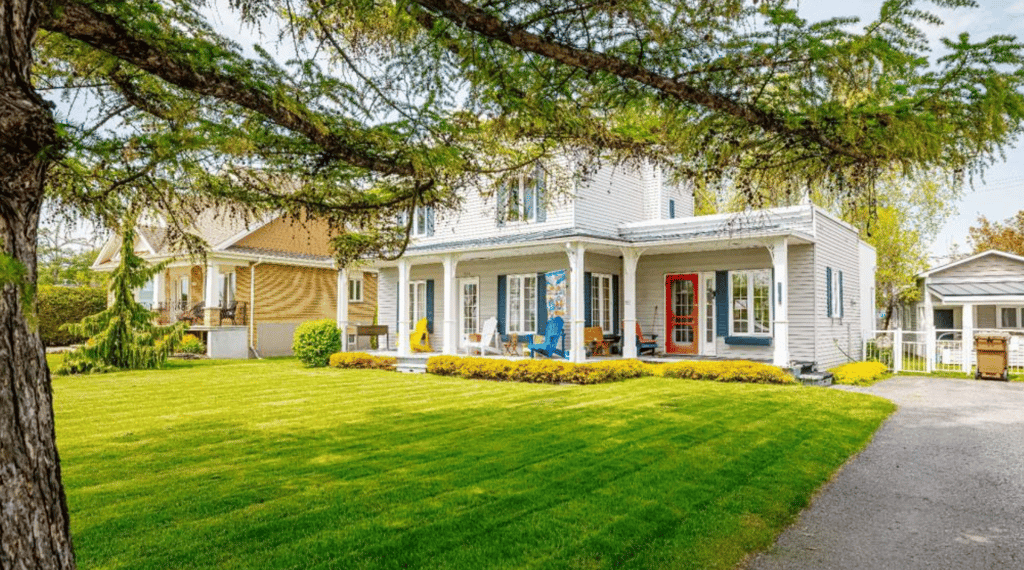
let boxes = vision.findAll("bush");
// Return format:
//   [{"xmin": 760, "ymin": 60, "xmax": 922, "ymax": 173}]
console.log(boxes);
[
  {"xmin": 831, "ymin": 361, "xmax": 889, "ymax": 386},
  {"xmin": 328, "ymin": 352, "xmax": 397, "ymax": 371},
  {"xmin": 425, "ymin": 356, "xmax": 653, "ymax": 385},
  {"xmin": 37, "ymin": 285, "xmax": 107, "ymax": 346},
  {"xmin": 177, "ymin": 334, "xmax": 205, "ymax": 355},
  {"xmin": 292, "ymin": 319, "xmax": 341, "ymax": 367},
  {"xmin": 660, "ymin": 360, "xmax": 796, "ymax": 384}
]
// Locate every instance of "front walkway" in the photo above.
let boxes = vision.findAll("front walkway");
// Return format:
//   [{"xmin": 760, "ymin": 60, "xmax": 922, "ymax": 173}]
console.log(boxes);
[{"xmin": 743, "ymin": 376, "xmax": 1024, "ymax": 570}]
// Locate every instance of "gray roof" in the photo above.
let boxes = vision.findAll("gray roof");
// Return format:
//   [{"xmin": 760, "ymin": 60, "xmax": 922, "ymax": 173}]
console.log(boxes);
[
  {"xmin": 405, "ymin": 228, "xmax": 614, "ymax": 253},
  {"xmin": 928, "ymin": 282, "xmax": 1024, "ymax": 298}
]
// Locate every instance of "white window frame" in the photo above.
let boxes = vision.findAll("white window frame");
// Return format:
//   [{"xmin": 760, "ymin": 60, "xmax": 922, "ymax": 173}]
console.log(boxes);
[
  {"xmin": 503, "ymin": 171, "xmax": 541, "ymax": 223},
  {"xmin": 729, "ymin": 269, "xmax": 772, "ymax": 337},
  {"xmin": 348, "ymin": 276, "xmax": 364, "ymax": 302},
  {"xmin": 831, "ymin": 269, "xmax": 842, "ymax": 318},
  {"xmin": 997, "ymin": 306, "xmax": 1024, "ymax": 329},
  {"xmin": 506, "ymin": 274, "xmax": 538, "ymax": 335},
  {"xmin": 591, "ymin": 273, "xmax": 613, "ymax": 332},
  {"xmin": 408, "ymin": 280, "xmax": 428, "ymax": 326},
  {"xmin": 459, "ymin": 277, "xmax": 480, "ymax": 344}
]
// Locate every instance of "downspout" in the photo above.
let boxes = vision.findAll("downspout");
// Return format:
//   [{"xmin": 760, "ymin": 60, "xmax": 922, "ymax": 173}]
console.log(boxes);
[{"xmin": 249, "ymin": 259, "xmax": 263, "ymax": 359}]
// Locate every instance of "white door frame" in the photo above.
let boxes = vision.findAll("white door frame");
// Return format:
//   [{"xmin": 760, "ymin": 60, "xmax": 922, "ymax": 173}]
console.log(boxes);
[
  {"xmin": 458, "ymin": 277, "xmax": 480, "ymax": 348},
  {"xmin": 701, "ymin": 272, "xmax": 717, "ymax": 356}
]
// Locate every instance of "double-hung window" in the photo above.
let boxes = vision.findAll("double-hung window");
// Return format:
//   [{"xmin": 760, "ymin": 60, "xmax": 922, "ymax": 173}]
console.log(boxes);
[
  {"xmin": 502, "ymin": 170, "xmax": 542, "ymax": 223},
  {"xmin": 348, "ymin": 277, "xmax": 363, "ymax": 302},
  {"xmin": 507, "ymin": 274, "xmax": 538, "ymax": 334},
  {"xmin": 408, "ymin": 280, "xmax": 428, "ymax": 325},
  {"xmin": 730, "ymin": 269, "xmax": 771, "ymax": 335},
  {"xmin": 591, "ymin": 273, "xmax": 613, "ymax": 332},
  {"xmin": 399, "ymin": 206, "xmax": 433, "ymax": 237}
]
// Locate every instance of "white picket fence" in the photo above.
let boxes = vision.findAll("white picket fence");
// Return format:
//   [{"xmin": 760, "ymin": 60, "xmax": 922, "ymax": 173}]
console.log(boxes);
[{"xmin": 864, "ymin": 329, "xmax": 1024, "ymax": 375}]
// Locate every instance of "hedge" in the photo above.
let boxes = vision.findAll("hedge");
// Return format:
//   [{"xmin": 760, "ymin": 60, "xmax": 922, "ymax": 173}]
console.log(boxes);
[
  {"xmin": 329, "ymin": 352, "xmax": 397, "ymax": 371},
  {"xmin": 37, "ymin": 285, "xmax": 107, "ymax": 346},
  {"xmin": 660, "ymin": 360, "xmax": 796, "ymax": 384},
  {"xmin": 426, "ymin": 355, "xmax": 652, "ymax": 385},
  {"xmin": 831, "ymin": 361, "xmax": 889, "ymax": 386},
  {"xmin": 292, "ymin": 319, "xmax": 341, "ymax": 367}
]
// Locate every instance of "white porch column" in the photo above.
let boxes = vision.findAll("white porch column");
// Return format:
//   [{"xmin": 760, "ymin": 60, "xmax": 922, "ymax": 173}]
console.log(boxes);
[
  {"xmin": 337, "ymin": 267, "xmax": 350, "ymax": 352},
  {"xmin": 397, "ymin": 259, "xmax": 411, "ymax": 356},
  {"xmin": 152, "ymin": 271, "xmax": 163, "ymax": 309},
  {"xmin": 771, "ymin": 238, "xmax": 790, "ymax": 367},
  {"xmin": 442, "ymin": 254, "xmax": 459, "ymax": 354},
  {"xmin": 962, "ymin": 303, "xmax": 974, "ymax": 373},
  {"xmin": 566, "ymin": 241, "xmax": 587, "ymax": 363},
  {"xmin": 924, "ymin": 279, "xmax": 935, "ymax": 372},
  {"xmin": 204, "ymin": 262, "xmax": 221, "ymax": 308},
  {"xmin": 621, "ymin": 247, "xmax": 642, "ymax": 359}
]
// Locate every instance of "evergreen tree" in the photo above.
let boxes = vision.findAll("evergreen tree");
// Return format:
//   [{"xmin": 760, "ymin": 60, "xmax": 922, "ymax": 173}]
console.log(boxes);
[{"xmin": 58, "ymin": 224, "xmax": 187, "ymax": 374}]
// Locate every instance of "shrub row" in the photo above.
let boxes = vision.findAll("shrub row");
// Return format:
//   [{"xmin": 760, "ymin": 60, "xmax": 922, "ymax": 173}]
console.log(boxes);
[
  {"xmin": 426, "ymin": 356, "xmax": 652, "ymax": 385},
  {"xmin": 660, "ymin": 360, "xmax": 796, "ymax": 384},
  {"xmin": 831, "ymin": 361, "xmax": 889, "ymax": 386},
  {"xmin": 329, "ymin": 352, "xmax": 397, "ymax": 371},
  {"xmin": 37, "ymin": 285, "xmax": 107, "ymax": 346}
]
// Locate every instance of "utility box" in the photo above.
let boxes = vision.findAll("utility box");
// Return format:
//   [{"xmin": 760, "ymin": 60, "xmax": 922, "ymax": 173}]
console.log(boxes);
[{"xmin": 975, "ymin": 333, "xmax": 1009, "ymax": 381}]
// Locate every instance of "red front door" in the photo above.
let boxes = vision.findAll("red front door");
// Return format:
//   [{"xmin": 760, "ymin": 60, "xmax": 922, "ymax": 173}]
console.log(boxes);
[{"xmin": 666, "ymin": 274, "xmax": 699, "ymax": 354}]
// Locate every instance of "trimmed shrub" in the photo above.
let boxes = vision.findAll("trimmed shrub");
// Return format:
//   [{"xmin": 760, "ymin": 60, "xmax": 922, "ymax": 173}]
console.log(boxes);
[
  {"xmin": 37, "ymin": 285, "xmax": 107, "ymax": 346},
  {"xmin": 831, "ymin": 361, "xmax": 889, "ymax": 386},
  {"xmin": 425, "ymin": 356, "xmax": 653, "ymax": 385},
  {"xmin": 660, "ymin": 360, "xmax": 796, "ymax": 384},
  {"xmin": 292, "ymin": 319, "xmax": 341, "ymax": 367},
  {"xmin": 329, "ymin": 352, "xmax": 397, "ymax": 370},
  {"xmin": 177, "ymin": 334, "xmax": 205, "ymax": 355}
]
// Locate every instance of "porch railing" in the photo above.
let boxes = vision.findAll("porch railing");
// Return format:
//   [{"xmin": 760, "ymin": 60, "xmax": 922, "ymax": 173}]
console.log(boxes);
[{"xmin": 145, "ymin": 301, "xmax": 247, "ymax": 326}]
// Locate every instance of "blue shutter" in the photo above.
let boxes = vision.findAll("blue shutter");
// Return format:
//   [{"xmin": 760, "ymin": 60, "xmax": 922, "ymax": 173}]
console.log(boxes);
[
  {"xmin": 669, "ymin": 199, "xmax": 676, "ymax": 219},
  {"xmin": 584, "ymin": 272, "xmax": 593, "ymax": 327},
  {"xmin": 839, "ymin": 270, "xmax": 844, "ymax": 318},
  {"xmin": 426, "ymin": 207, "xmax": 435, "ymax": 236},
  {"xmin": 826, "ymin": 267, "xmax": 833, "ymax": 318},
  {"xmin": 425, "ymin": 280, "xmax": 434, "ymax": 333},
  {"xmin": 497, "ymin": 275, "xmax": 507, "ymax": 334},
  {"xmin": 496, "ymin": 182, "xmax": 507, "ymax": 226},
  {"xmin": 612, "ymin": 274, "xmax": 620, "ymax": 336},
  {"xmin": 536, "ymin": 272, "xmax": 547, "ymax": 336},
  {"xmin": 536, "ymin": 166, "xmax": 547, "ymax": 223},
  {"xmin": 715, "ymin": 271, "xmax": 729, "ymax": 337}
]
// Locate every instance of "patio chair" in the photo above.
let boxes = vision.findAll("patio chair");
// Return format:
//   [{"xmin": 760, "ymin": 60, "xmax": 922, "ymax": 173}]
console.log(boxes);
[
  {"xmin": 219, "ymin": 300, "xmax": 239, "ymax": 325},
  {"xmin": 178, "ymin": 301, "xmax": 205, "ymax": 325},
  {"xmin": 584, "ymin": 326, "xmax": 611, "ymax": 356},
  {"xmin": 636, "ymin": 323, "xmax": 658, "ymax": 356},
  {"xmin": 465, "ymin": 317, "xmax": 500, "ymax": 355},
  {"xmin": 528, "ymin": 316, "xmax": 567, "ymax": 359},
  {"xmin": 410, "ymin": 318, "xmax": 433, "ymax": 352}
]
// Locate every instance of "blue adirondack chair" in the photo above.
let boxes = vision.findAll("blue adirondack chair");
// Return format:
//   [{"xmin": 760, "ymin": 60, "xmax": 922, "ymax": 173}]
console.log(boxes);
[{"xmin": 528, "ymin": 316, "xmax": 567, "ymax": 359}]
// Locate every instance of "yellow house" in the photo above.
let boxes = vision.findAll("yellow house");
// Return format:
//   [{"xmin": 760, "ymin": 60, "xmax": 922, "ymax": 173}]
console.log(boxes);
[{"xmin": 92, "ymin": 209, "xmax": 377, "ymax": 358}]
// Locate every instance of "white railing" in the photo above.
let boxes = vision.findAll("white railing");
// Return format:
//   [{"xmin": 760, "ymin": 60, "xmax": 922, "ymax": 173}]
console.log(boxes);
[{"xmin": 865, "ymin": 328, "xmax": 1024, "ymax": 376}]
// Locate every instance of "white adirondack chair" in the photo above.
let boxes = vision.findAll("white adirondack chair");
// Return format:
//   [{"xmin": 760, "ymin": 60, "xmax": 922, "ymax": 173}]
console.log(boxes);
[{"xmin": 464, "ymin": 317, "xmax": 500, "ymax": 355}]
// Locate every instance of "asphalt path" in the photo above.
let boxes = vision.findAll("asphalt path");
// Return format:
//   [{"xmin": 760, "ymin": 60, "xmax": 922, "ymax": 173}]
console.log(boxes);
[{"xmin": 742, "ymin": 376, "xmax": 1024, "ymax": 570}]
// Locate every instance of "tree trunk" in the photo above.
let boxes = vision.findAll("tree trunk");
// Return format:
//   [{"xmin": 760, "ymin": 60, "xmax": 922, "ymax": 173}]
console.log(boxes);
[{"xmin": 1, "ymin": 0, "xmax": 77, "ymax": 568}]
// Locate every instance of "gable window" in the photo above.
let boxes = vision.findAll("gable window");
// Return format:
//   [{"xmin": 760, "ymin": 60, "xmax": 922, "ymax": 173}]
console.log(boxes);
[
  {"xmin": 499, "ymin": 168, "xmax": 544, "ymax": 224},
  {"xmin": 591, "ymin": 273, "xmax": 613, "ymax": 332},
  {"xmin": 730, "ymin": 269, "xmax": 771, "ymax": 336},
  {"xmin": 408, "ymin": 280, "xmax": 428, "ymax": 326},
  {"xmin": 348, "ymin": 277, "xmax": 363, "ymax": 302},
  {"xmin": 507, "ymin": 274, "xmax": 538, "ymax": 334}
]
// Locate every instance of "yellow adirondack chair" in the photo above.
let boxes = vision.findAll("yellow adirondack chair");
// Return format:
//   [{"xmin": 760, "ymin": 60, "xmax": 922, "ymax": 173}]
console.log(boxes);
[{"xmin": 410, "ymin": 318, "xmax": 433, "ymax": 352}]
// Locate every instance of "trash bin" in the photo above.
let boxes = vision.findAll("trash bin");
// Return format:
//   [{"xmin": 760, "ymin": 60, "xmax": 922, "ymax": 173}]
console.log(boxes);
[{"xmin": 975, "ymin": 333, "xmax": 1009, "ymax": 381}]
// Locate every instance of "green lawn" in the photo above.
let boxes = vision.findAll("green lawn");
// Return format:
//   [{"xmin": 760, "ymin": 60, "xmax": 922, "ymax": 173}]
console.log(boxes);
[{"xmin": 54, "ymin": 359, "xmax": 894, "ymax": 570}]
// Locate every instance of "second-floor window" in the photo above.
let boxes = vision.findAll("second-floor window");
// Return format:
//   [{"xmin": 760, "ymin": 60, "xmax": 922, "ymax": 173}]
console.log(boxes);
[
  {"xmin": 399, "ymin": 206, "xmax": 434, "ymax": 237},
  {"xmin": 498, "ymin": 167, "xmax": 545, "ymax": 225}
]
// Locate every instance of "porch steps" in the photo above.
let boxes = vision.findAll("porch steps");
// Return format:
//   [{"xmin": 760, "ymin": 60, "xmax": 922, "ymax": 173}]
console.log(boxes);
[
  {"xmin": 395, "ymin": 355, "xmax": 429, "ymax": 374},
  {"xmin": 791, "ymin": 360, "xmax": 834, "ymax": 386}
]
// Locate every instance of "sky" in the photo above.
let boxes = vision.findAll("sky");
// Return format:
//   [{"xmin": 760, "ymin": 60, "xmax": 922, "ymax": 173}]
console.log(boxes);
[{"xmin": 797, "ymin": 0, "xmax": 1024, "ymax": 262}]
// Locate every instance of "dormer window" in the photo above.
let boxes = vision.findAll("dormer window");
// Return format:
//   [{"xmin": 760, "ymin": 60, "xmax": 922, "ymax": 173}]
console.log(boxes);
[{"xmin": 498, "ymin": 167, "xmax": 546, "ymax": 225}]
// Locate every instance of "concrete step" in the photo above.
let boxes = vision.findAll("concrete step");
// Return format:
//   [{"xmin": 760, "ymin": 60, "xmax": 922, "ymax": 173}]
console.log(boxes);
[
  {"xmin": 798, "ymin": 371, "xmax": 834, "ymax": 387},
  {"xmin": 395, "ymin": 356, "xmax": 428, "ymax": 374}
]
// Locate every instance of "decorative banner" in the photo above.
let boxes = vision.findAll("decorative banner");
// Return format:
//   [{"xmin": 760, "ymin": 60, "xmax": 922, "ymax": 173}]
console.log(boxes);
[{"xmin": 546, "ymin": 269, "xmax": 566, "ymax": 317}]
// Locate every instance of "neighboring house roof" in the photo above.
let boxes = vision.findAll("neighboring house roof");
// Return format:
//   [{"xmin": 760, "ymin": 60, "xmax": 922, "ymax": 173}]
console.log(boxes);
[
  {"xmin": 929, "ymin": 281, "xmax": 1024, "ymax": 298},
  {"xmin": 918, "ymin": 249, "xmax": 1024, "ymax": 278}
]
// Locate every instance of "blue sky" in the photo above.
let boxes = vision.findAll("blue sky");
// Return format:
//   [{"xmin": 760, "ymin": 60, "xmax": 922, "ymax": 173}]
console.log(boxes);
[{"xmin": 798, "ymin": 1, "xmax": 1024, "ymax": 261}]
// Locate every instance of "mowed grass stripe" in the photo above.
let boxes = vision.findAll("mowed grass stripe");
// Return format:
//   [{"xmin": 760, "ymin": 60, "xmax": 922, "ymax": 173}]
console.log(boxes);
[{"xmin": 54, "ymin": 359, "xmax": 893, "ymax": 570}]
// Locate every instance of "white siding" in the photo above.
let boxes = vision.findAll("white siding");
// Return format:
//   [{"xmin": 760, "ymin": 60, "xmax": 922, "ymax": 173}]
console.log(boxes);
[
  {"xmin": 575, "ymin": 163, "xmax": 646, "ymax": 236},
  {"xmin": 859, "ymin": 241, "xmax": 878, "ymax": 338},
  {"xmin": 662, "ymin": 179, "xmax": 695, "ymax": 219},
  {"xmin": 931, "ymin": 254, "xmax": 1024, "ymax": 280},
  {"xmin": 788, "ymin": 244, "xmax": 816, "ymax": 364},
  {"xmin": 813, "ymin": 210, "xmax": 865, "ymax": 369}
]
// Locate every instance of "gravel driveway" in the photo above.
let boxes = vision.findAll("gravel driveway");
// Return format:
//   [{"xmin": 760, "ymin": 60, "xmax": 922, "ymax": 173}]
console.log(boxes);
[{"xmin": 743, "ymin": 376, "xmax": 1024, "ymax": 570}]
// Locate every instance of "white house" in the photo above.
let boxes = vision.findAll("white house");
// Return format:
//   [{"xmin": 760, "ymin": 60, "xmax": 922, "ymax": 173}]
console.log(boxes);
[{"xmin": 365, "ymin": 162, "xmax": 876, "ymax": 370}]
